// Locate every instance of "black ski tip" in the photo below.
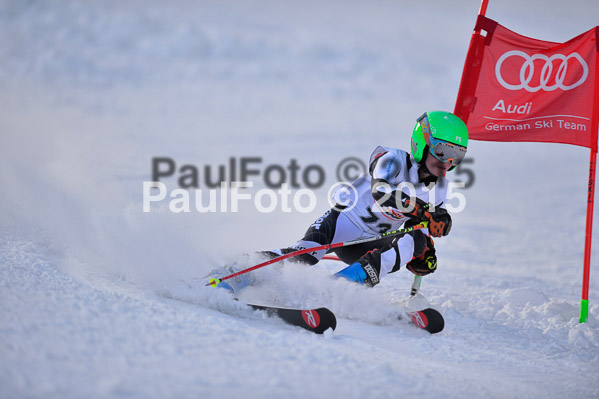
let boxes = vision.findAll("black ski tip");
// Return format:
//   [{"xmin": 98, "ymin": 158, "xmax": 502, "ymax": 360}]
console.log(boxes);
[
  {"xmin": 248, "ymin": 304, "xmax": 337, "ymax": 334},
  {"xmin": 315, "ymin": 307, "xmax": 337, "ymax": 333},
  {"xmin": 295, "ymin": 307, "xmax": 337, "ymax": 334},
  {"xmin": 419, "ymin": 308, "xmax": 444, "ymax": 334}
]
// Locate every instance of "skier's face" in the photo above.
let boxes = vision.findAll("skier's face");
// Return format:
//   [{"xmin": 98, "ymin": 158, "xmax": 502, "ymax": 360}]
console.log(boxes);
[{"xmin": 424, "ymin": 152, "xmax": 452, "ymax": 177}]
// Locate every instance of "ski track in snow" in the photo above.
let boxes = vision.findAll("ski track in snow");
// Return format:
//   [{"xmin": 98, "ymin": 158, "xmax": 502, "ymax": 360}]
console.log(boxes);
[{"xmin": 1, "ymin": 0, "xmax": 599, "ymax": 398}]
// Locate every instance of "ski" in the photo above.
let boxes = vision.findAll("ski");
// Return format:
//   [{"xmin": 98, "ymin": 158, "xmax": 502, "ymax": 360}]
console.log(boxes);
[
  {"xmin": 403, "ymin": 308, "xmax": 445, "ymax": 334},
  {"xmin": 248, "ymin": 303, "xmax": 337, "ymax": 334}
]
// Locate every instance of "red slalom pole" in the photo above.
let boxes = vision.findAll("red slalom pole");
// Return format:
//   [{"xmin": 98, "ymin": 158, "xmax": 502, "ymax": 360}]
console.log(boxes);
[
  {"xmin": 581, "ymin": 148, "xmax": 596, "ymax": 322},
  {"xmin": 208, "ymin": 222, "xmax": 429, "ymax": 287},
  {"xmin": 453, "ymin": 0, "xmax": 490, "ymax": 122},
  {"xmin": 473, "ymin": 0, "xmax": 489, "ymax": 35},
  {"xmin": 581, "ymin": 44, "xmax": 599, "ymax": 323},
  {"xmin": 477, "ymin": 0, "xmax": 489, "ymax": 20}
]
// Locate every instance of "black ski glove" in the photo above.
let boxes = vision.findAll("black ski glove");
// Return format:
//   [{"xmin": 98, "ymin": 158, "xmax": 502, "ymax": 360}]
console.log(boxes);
[{"xmin": 407, "ymin": 231, "xmax": 437, "ymax": 276}]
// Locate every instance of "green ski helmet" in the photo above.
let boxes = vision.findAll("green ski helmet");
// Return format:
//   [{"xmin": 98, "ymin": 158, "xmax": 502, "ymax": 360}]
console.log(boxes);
[{"xmin": 411, "ymin": 111, "xmax": 469, "ymax": 171}]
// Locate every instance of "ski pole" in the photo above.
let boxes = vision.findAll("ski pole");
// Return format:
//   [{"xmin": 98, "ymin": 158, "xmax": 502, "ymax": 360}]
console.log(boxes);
[
  {"xmin": 410, "ymin": 275, "xmax": 422, "ymax": 296},
  {"xmin": 208, "ymin": 221, "xmax": 429, "ymax": 287},
  {"xmin": 410, "ymin": 213, "xmax": 432, "ymax": 296}
]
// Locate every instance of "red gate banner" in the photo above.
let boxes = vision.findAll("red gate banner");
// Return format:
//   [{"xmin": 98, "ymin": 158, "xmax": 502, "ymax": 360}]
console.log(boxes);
[
  {"xmin": 455, "ymin": 16, "xmax": 599, "ymax": 150},
  {"xmin": 454, "ymin": 10, "xmax": 599, "ymax": 323}
]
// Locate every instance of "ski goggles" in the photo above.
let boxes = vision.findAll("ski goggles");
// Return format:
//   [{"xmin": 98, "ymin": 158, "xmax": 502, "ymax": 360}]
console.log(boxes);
[
  {"xmin": 418, "ymin": 113, "xmax": 467, "ymax": 166},
  {"xmin": 428, "ymin": 136, "xmax": 467, "ymax": 166}
]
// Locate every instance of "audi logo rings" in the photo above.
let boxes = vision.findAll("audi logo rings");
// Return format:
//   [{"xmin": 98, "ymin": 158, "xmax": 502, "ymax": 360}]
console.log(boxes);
[{"xmin": 495, "ymin": 50, "xmax": 588, "ymax": 92}]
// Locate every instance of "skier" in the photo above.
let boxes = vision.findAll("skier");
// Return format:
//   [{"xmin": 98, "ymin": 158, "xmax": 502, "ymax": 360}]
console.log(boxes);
[{"xmin": 213, "ymin": 111, "xmax": 469, "ymax": 292}]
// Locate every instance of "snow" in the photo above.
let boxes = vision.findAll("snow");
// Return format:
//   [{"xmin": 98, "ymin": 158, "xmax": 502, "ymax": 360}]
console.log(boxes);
[{"xmin": 1, "ymin": 0, "xmax": 599, "ymax": 398}]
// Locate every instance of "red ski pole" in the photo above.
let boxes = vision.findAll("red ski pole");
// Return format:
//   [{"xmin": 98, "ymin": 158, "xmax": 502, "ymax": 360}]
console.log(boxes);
[{"xmin": 208, "ymin": 221, "xmax": 429, "ymax": 287}]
